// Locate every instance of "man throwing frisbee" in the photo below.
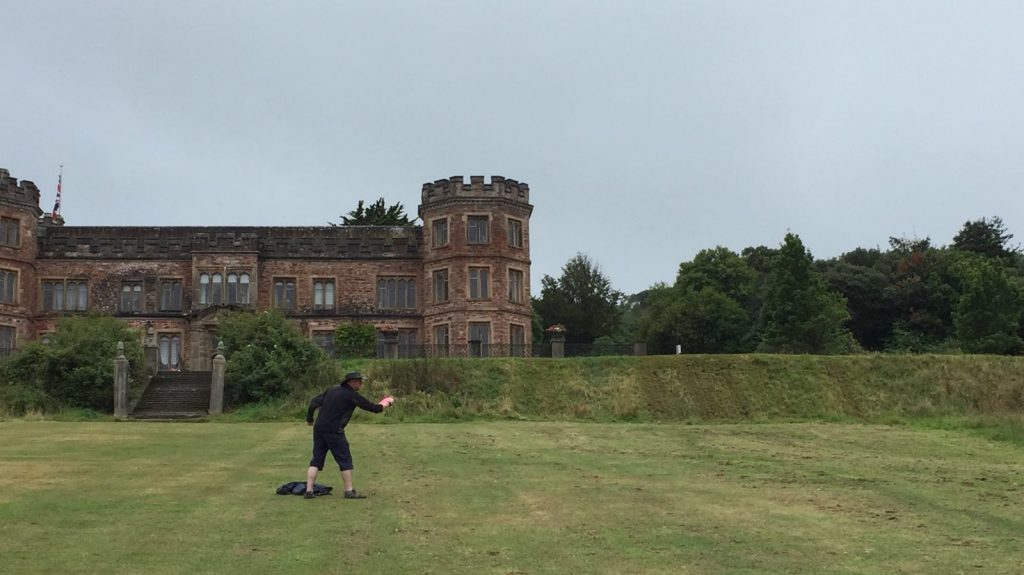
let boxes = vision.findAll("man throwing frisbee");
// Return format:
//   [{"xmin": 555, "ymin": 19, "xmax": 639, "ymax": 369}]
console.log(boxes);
[{"xmin": 304, "ymin": 371, "xmax": 395, "ymax": 499}]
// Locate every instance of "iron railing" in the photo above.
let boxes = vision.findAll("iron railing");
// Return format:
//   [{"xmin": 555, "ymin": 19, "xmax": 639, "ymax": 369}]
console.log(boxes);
[{"xmin": 322, "ymin": 342, "xmax": 637, "ymax": 359}]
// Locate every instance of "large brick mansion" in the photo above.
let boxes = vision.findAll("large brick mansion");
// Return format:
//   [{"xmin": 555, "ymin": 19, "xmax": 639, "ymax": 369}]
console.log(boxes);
[{"xmin": 0, "ymin": 168, "xmax": 533, "ymax": 370}]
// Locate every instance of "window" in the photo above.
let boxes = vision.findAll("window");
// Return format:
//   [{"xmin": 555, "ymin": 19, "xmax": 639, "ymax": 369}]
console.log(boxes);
[
  {"xmin": 432, "ymin": 269, "xmax": 449, "ymax": 303},
  {"xmin": 199, "ymin": 273, "xmax": 211, "ymax": 305},
  {"xmin": 377, "ymin": 278, "xmax": 416, "ymax": 309},
  {"xmin": 211, "ymin": 273, "xmax": 223, "ymax": 304},
  {"xmin": 160, "ymin": 280, "xmax": 183, "ymax": 311},
  {"xmin": 227, "ymin": 273, "xmax": 251, "ymax": 305},
  {"xmin": 41, "ymin": 279, "xmax": 87, "ymax": 311},
  {"xmin": 469, "ymin": 267, "xmax": 489, "ymax": 300},
  {"xmin": 0, "ymin": 325, "xmax": 14, "ymax": 354},
  {"xmin": 121, "ymin": 282, "xmax": 143, "ymax": 312},
  {"xmin": 274, "ymin": 279, "xmax": 296, "ymax": 310},
  {"xmin": 158, "ymin": 334, "xmax": 181, "ymax": 370},
  {"xmin": 467, "ymin": 216, "xmax": 489, "ymax": 244},
  {"xmin": 398, "ymin": 330, "xmax": 417, "ymax": 358},
  {"xmin": 468, "ymin": 322, "xmax": 491, "ymax": 357},
  {"xmin": 432, "ymin": 218, "xmax": 449, "ymax": 248},
  {"xmin": 0, "ymin": 269, "xmax": 16, "ymax": 304},
  {"xmin": 314, "ymin": 279, "xmax": 335, "ymax": 311},
  {"xmin": 0, "ymin": 218, "xmax": 19, "ymax": 247},
  {"xmin": 508, "ymin": 269, "xmax": 524, "ymax": 304},
  {"xmin": 433, "ymin": 324, "xmax": 449, "ymax": 345},
  {"xmin": 511, "ymin": 324, "xmax": 527, "ymax": 357},
  {"xmin": 377, "ymin": 329, "xmax": 418, "ymax": 358},
  {"xmin": 312, "ymin": 331, "xmax": 334, "ymax": 353},
  {"xmin": 432, "ymin": 324, "xmax": 449, "ymax": 357},
  {"xmin": 508, "ymin": 218, "xmax": 523, "ymax": 248}
]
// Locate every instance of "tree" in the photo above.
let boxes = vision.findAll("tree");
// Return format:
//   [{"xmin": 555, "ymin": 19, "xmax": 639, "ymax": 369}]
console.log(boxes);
[
  {"xmin": 218, "ymin": 310, "xmax": 325, "ymax": 404},
  {"xmin": 953, "ymin": 256, "xmax": 1023, "ymax": 354},
  {"xmin": 758, "ymin": 233, "xmax": 858, "ymax": 354},
  {"xmin": 952, "ymin": 216, "xmax": 1018, "ymax": 259},
  {"xmin": 533, "ymin": 253, "xmax": 622, "ymax": 344},
  {"xmin": 883, "ymin": 242, "xmax": 958, "ymax": 351},
  {"xmin": 0, "ymin": 314, "xmax": 145, "ymax": 412},
  {"xmin": 818, "ymin": 258, "xmax": 896, "ymax": 351},
  {"xmin": 335, "ymin": 198, "xmax": 414, "ymax": 226},
  {"xmin": 647, "ymin": 287, "xmax": 751, "ymax": 354},
  {"xmin": 671, "ymin": 247, "xmax": 758, "ymax": 352}
]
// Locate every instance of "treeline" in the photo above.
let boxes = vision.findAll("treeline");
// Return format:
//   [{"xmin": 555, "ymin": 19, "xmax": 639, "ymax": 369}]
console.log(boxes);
[{"xmin": 534, "ymin": 216, "xmax": 1024, "ymax": 355}]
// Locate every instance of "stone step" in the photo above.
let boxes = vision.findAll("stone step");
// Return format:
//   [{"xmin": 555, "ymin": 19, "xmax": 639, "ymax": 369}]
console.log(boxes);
[{"xmin": 132, "ymin": 371, "xmax": 215, "ymax": 418}]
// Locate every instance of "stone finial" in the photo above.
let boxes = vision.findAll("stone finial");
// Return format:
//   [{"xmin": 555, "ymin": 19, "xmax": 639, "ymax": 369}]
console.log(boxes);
[
  {"xmin": 116, "ymin": 341, "xmax": 125, "ymax": 358},
  {"xmin": 216, "ymin": 340, "xmax": 225, "ymax": 357}
]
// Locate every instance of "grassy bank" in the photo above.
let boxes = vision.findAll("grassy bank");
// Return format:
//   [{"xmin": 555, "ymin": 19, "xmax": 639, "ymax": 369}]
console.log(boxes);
[{"xmin": 234, "ymin": 354, "xmax": 1024, "ymax": 424}]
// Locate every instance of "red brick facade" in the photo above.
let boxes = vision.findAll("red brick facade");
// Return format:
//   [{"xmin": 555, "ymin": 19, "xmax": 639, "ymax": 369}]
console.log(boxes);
[{"xmin": 0, "ymin": 169, "xmax": 533, "ymax": 369}]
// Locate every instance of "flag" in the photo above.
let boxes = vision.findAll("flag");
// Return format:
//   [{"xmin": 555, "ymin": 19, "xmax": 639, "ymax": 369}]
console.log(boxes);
[{"xmin": 52, "ymin": 168, "xmax": 62, "ymax": 219}]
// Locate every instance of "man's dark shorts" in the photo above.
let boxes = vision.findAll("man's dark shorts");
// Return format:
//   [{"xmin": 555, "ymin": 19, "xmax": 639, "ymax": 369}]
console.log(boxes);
[{"xmin": 310, "ymin": 429, "xmax": 353, "ymax": 471}]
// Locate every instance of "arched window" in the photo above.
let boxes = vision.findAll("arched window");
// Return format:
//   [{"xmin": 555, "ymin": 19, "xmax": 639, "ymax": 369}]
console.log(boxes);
[
  {"xmin": 211, "ymin": 273, "xmax": 223, "ymax": 304},
  {"xmin": 199, "ymin": 273, "xmax": 210, "ymax": 305},
  {"xmin": 238, "ymin": 273, "xmax": 250, "ymax": 304},
  {"xmin": 158, "ymin": 335, "xmax": 181, "ymax": 370}
]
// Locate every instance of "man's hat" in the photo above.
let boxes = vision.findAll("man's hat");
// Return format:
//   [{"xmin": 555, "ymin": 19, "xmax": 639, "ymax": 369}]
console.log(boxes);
[{"xmin": 342, "ymin": 371, "xmax": 364, "ymax": 384}]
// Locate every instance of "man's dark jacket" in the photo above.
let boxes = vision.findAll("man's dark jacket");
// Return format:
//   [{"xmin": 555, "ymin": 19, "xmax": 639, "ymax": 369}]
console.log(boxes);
[{"xmin": 307, "ymin": 383, "xmax": 382, "ymax": 431}]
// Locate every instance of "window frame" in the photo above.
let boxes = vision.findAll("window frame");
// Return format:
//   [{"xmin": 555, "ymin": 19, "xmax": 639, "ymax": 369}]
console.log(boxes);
[
  {"xmin": 510, "ymin": 323, "xmax": 527, "ymax": 356},
  {"xmin": 159, "ymin": 279, "xmax": 183, "ymax": 312},
  {"xmin": 508, "ymin": 268, "xmax": 524, "ymax": 304},
  {"xmin": 467, "ymin": 215, "xmax": 490, "ymax": 245},
  {"xmin": 313, "ymin": 278, "xmax": 336, "ymax": 311},
  {"xmin": 41, "ymin": 279, "xmax": 88, "ymax": 311},
  {"xmin": 507, "ymin": 218, "xmax": 523, "ymax": 249},
  {"xmin": 0, "ymin": 268, "xmax": 17, "ymax": 304},
  {"xmin": 432, "ymin": 269, "xmax": 449, "ymax": 303},
  {"xmin": 0, "ymin": 325, "xmax": 15, "ymax": 353},
  {"xmin": 431, "ymin": 217, "xmax": 449, "ymax": 248},
  {"xmin": 376, "ymin": 277, "xmax": 417, "ymax": 310},
  {"xmin": 273, "ymin": 277, "xmax": 297, "ymax": 310},
  {"xmin": 468, "ymin": 322, "xmax": 491, "ymax": 357},
  {"xmin": 0, "ymin": 217, "xmax": 19, "ymax": 248},
  {"xmin": 468, "ymin": 266, "xmax": 490, "ymax": 300},
  {"xmin": 120, "ymin": 281, "xmax": 144, "ymax": 313}
]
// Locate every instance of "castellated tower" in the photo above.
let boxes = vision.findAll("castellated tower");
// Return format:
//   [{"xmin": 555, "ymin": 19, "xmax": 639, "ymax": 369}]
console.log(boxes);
[
  {"xmin": 418, "ymin": 176, "xmax": 534, "ymax": 353},
  {"xmin": 0, "ymin": 169, "xmax": 43, "ymax": 349}
]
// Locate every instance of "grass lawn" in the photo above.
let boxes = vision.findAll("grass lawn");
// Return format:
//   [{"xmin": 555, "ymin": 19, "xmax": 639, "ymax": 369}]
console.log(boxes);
[{"xmin": 1, "ymin": 419, "xmax": 1022, "ymax": 574}]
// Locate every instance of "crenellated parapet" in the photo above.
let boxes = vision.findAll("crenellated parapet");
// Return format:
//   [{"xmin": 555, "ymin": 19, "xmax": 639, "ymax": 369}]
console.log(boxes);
[
  {"xmin": 0, "ymin": 168, "xmax": 43, "ymax": 215},
  {"xmin": 421, "ymin": 175, "xmax": 530, "ymax": 207}
]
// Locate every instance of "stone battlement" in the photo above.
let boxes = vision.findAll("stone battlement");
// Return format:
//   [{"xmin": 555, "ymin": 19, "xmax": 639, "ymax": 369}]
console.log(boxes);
[
  {"xmin": 421, "ymin": 175, "xmax": 529, "ymax": 205},
  {"xmin": 37, "ymin": 226, "xmax": 423, "ymax": 260},
  {"xmin": 0, "ymin": 168, "xmax": 42, "ymax": 211}
]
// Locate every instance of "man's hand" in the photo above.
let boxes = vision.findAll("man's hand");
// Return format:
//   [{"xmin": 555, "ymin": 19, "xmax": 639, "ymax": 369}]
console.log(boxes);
[{"xmin": 378, "ymin": 396, "xmax": 395, "ymax": 408}]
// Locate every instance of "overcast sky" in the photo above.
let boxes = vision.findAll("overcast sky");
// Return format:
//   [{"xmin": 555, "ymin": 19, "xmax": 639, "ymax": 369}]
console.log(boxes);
[{"xmin": 3, "ymin": 1, "xmax": 1023, "ymax": 295}]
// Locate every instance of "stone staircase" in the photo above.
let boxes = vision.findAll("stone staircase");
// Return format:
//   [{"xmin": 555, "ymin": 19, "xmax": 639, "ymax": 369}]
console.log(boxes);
[{"xmin": 131, "ymin": 371, "xmax": 213, "ymax": 419}]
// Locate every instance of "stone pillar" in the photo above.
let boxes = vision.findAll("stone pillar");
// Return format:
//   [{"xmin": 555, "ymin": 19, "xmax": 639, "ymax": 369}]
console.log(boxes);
[
  {"xmin": 551, "ymin": 333, "xmax": 565, "ymax": 359},
  {"xmin": 633, "ymin": 342, "xmax": 647, "ymax": 356},
  {"xmin": 210, "ymin": 340, "xmax": 226, "ymax": 415},
  {"xmin": 144, "ymin": 321, "xmax": 159, "ymax": 375},
  {"xmin": 114, "ymin": 342, "xmax": 129, "ymax": 419}
]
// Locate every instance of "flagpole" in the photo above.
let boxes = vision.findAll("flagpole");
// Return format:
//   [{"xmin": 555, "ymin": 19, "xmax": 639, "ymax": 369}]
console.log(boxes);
[{"xmin": 52, "ymin": 165, "xmax": 62, "ymax": 220}]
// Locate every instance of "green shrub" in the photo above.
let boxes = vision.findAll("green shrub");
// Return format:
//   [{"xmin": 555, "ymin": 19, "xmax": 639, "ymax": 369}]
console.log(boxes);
[
  {"xmin": 45, "ymin": 314, "xmax": 145, "ymax": 410},
  {"xmin": 334, "ymin": 323, "xmax": 376, "ymax": 359},
  {"xmin": 219, "ymin": 310, "xmax": 327, "ymax": 405},
  {"xmin": 0, "ymin": 315, "xmax": 145, "ymax": 414}
]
